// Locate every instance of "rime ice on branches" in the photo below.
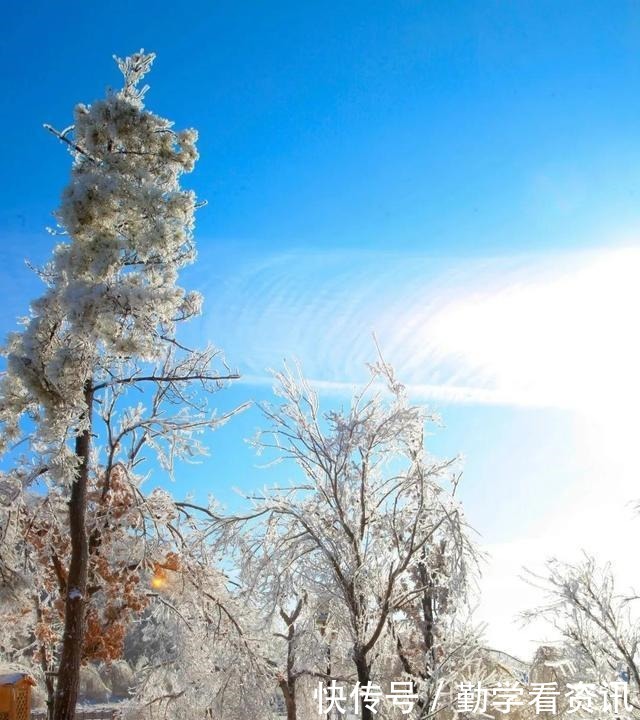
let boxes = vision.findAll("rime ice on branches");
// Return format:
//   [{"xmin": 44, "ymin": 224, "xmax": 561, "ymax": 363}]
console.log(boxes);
[{"xmin": 0, "ymin": 51, "xmax": 239, "ymax": 720}]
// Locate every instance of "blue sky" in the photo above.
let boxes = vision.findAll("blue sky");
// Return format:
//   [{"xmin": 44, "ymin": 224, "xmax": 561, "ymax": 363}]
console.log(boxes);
[{"xmin": 2, "ymin": 0, "xmax": 640, "ymax": 657}]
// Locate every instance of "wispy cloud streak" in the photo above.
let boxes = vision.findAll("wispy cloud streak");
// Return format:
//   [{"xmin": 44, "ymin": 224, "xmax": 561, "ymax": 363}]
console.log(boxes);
[{"xmin": 198, "ymin": 245, "xmax": 640, "ymax": 411}]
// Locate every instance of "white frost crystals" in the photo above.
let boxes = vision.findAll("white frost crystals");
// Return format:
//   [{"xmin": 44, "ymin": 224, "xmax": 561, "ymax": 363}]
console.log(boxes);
[
  {"xmin": 0, "ymin": 50, "xmax": 201, "ymax": 477},
  {"xmin": 0, "ymin": 50, "xmax": 242, "ymax": 720}
]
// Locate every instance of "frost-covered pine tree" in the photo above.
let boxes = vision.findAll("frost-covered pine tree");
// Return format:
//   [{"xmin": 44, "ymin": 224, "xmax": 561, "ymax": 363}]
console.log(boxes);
[{"xmin": 0, "ymin": 52, "xmax": 238, "ymax": 720}]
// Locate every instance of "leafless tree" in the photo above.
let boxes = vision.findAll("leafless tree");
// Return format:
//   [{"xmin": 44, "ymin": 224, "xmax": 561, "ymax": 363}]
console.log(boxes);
[{"xmin": 218, "ymin": 355, "xmax": 480, "ymax": 720}]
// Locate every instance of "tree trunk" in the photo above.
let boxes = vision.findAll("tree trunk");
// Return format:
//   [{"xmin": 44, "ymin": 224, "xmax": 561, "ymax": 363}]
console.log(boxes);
[
  {"xmin": 53, "ymin": 383, "xmax": 93, "ymax": 720},
  {"xmin": 285, "ymin": 684, "xmax": 297, "ymax": 720},
  {"xmin": 277, "ymin": 600, "xmax": 303, "ymax": 720},
  {"xmin": 278, "ymin": 679, "xmax": 297, "ymax": 720},
  {"xmin": 43, "ymin": 662, "xmax": 55, "ymax": 720},
  {"xmin": 34, "ymin": 597, "xmax": 56, "ymax": 720},
  {"xmin": 354, "ymin": 653, "xmax": 373, "ymax": 720}
]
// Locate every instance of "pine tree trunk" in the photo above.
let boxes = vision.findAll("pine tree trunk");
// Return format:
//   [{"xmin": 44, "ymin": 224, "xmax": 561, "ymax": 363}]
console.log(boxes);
[{"xmin": 53, "ymin": 383, "xmax": 93, "ymax": 720}]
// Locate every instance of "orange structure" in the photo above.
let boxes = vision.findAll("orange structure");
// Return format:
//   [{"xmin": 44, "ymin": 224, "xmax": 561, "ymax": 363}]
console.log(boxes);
[{"xmin": 0, "ymin": 673, "xmax": 36, "ymax": 720}]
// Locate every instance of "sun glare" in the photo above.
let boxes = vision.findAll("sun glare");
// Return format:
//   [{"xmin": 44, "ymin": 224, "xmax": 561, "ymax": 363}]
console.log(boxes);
[{"xmin": 424, "ymin": 247, "xmax": 640, "ymax": 414}]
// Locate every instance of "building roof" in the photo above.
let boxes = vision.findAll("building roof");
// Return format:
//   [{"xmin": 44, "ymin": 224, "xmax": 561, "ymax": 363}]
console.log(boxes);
[{"xmin": 0, "ymin": 672, "xmax": 36, "ymax": 686}]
